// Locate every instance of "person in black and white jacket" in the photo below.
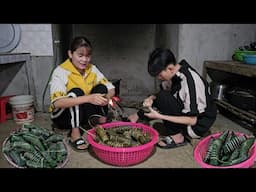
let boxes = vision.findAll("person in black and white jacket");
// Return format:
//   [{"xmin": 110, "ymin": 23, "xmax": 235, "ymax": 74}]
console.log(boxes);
[{"xmin": 128, "ymin": 48, "xmax": 217, "ymax": 149}]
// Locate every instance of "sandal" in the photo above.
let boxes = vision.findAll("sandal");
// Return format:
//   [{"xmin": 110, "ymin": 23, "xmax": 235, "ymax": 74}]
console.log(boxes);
[
  {"xmin": 68, "ymin": 138, "xmax": 89, "ymax": 152},
  {"xmin": 157, "ymin": 136, "xmax": 187, "ymax": 149}
]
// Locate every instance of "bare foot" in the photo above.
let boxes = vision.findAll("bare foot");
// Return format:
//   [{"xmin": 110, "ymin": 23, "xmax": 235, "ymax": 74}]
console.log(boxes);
[
  {"xmin": 128, "ymin": 113, "xmax": 139, "ymax": 122},
  {"xmin": 98, "ymin": 116, "xmax": 107, "ymax": 124},
  {"xmin": 88, "ymin": 115, "xmax": 107, "ymax": 127}
]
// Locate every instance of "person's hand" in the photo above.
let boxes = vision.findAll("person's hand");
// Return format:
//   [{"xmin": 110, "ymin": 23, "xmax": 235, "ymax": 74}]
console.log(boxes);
[
  {"xmin": 144, "ymin": 107, "xmax": 161, "ymax": 119},
  {"xmin": 142, "ymin": 95, "xmax": 155, "ymax": 107},
  {"xmin": 88, "ymin": 93, "xmax": 108, "ymax": 106},
  {"xmin": 102, "ymin": 94, "xmax": 111, "ymax": 102}
]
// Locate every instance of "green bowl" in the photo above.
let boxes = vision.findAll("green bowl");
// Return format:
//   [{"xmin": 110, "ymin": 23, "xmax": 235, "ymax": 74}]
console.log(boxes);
[{"xmin": 233, "ymin": 50, "xmax": 256, "ymax": 61}]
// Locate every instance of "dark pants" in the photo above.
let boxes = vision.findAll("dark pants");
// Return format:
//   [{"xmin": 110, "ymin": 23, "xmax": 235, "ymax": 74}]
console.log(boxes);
[
  {"xmin": 138, "ymin": 90, "xmax": 216, "ymax": 137},
  {"xmin": 51, "ymin": 84, "xmax": 108, "ymax": 130}
]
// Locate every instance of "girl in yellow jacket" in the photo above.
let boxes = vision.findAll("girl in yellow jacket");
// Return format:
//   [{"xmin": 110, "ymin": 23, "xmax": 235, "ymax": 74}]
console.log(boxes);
[{"xmin": 49, "ymin": 36, "xmax": 115, "ymax": 152}]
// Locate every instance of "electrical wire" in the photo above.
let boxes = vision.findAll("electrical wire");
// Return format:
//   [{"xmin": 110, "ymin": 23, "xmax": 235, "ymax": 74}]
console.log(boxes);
[{"xmin": 42, "ymin": 41, "xmax": 59, "ymax": 113}]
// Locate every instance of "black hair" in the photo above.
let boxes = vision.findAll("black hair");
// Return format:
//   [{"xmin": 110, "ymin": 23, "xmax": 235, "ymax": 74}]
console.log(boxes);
[
  {"xmin": 148, "ymin": 48, "xmax": 176, "ymax": 77},
  {"xmin": 70, "ymin": 36, "xmax": 92, "ymax": 53}
]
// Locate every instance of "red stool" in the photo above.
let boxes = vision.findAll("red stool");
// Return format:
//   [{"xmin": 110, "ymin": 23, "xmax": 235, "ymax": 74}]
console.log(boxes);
[{"xmin": 0, "ymin": 95, "xmax": 15, "ymax": 123}]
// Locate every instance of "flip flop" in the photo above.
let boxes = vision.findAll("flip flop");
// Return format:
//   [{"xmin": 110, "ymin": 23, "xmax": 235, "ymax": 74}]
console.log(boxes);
[
  {"xmin": 157, "ymin": 136, "xmax": 187, "ymax": 149},
  {"xmin": 68, "ymin": 138, "xmax": 89, "ymax": 152}
]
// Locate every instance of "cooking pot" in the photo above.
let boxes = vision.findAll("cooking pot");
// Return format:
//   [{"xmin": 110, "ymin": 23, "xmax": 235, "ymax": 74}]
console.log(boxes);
[{"xmin": 210, "ymin": 82, "xmax": 227, "ymax": 100}]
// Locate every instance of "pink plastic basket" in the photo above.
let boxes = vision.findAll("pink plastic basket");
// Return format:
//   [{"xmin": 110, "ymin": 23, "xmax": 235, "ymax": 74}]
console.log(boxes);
[
  {"xmin": 194, "ymin": 132, "xmax": 256, "ymax": 168},
  {"xmin": 86, "ymin": 121, "xmax": 159, "ymax": 166}
]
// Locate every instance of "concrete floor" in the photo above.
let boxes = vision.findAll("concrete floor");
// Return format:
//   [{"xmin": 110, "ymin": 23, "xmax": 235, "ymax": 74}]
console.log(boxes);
[{"xmin": 0, "ymin": 110, "xmax": 254, "ymax": 168}]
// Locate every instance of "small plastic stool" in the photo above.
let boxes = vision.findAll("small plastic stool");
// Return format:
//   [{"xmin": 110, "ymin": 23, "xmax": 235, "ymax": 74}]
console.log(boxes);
[{"xmin": 0, "ymin": 95, "xmax": 14, "ymax": 123}]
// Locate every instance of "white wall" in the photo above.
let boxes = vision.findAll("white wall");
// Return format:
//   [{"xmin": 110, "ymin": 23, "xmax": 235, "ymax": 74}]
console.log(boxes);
[
  {"xmin": 177, "ymin": 24, "xmax": 256, "ymax": 74},
  {"xmin": 12, "ymin": 24, "xmax": 53, "ymax": 56}
]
